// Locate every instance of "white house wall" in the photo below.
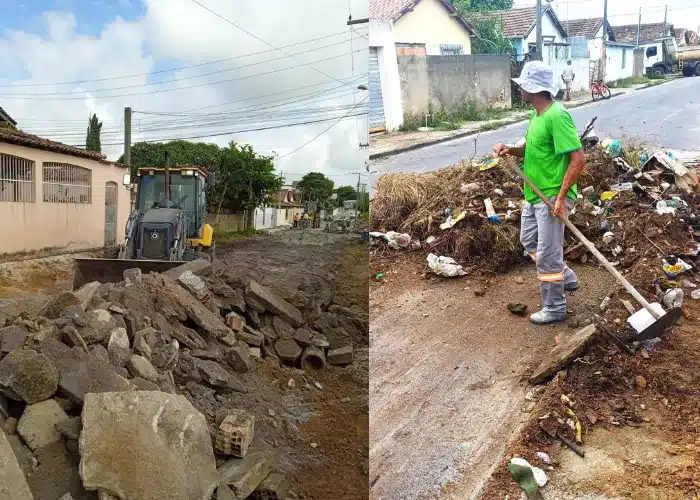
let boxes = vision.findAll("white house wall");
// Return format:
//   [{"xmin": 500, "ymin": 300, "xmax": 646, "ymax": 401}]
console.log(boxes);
[
  {"xmin": 369, "ymin": 19, "xmax": 404, "ymax": 131},
  {"xmin": 391, "ymin": 0, "xmax": 472, "ymax": 55},
  {"xmin": 526, "ymin": 12, "xmax": 567, "ymax": 44},
  {"xmin": 603, "ymin": 45, "xmax": 635, "ymax": 81}
]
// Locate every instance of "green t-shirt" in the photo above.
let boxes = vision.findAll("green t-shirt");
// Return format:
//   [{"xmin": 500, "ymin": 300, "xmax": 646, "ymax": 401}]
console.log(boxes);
[{"xmin": 523, "ymin": 101, "xmax": 582, "ymax": 204}]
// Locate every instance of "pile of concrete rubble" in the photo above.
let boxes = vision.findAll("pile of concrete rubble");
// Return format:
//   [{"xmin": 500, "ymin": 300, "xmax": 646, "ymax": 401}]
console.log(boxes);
[{"xmin": 0, "ymin": 258, "xmax": 363, "ymax": 499}]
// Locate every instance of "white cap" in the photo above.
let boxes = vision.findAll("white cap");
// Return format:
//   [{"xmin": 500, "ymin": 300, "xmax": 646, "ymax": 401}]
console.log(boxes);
[{"xmin": 512, "ymin": 60, "xmax": 557, "ymax": 98}]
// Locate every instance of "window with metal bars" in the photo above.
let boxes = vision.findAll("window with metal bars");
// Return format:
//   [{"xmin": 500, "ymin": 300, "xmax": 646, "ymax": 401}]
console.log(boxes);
[
  {"xmin": 0, "ymin": 153, "xmax": 35, "ymax": 202},
  {"xmin": 439, "ymin": 44, "xmax": 463, "ymax": 56},
  {"xmin": 42, "ymin": 162, "xmax": 92, "ymax": 204}
]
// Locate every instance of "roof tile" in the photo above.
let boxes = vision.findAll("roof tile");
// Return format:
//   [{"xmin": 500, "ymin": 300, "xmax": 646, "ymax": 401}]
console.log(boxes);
[{"xmin": 0, "ymin": 126, "xmax": 112, "ymax": 163}]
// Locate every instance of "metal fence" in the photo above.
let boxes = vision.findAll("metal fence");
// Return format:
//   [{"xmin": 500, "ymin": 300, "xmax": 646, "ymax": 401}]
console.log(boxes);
[
  {"xmin": 0, "ymin": 153, "xmax": 35, "ymax": 202},
  {"xmin": 43, "ymin": 162, "xmax": 92, "ymax": 204}
]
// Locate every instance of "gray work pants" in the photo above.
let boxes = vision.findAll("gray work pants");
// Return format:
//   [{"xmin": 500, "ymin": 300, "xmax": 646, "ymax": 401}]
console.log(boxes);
[{"xmin": 520, "ymin": 197, "xmax": 578, "ymax": 316}]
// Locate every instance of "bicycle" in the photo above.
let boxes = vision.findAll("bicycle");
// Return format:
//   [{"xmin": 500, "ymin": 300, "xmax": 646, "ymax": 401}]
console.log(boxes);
[{"xmin": 590, "ymin": 79, "xmax": 611, "ymax": 101}]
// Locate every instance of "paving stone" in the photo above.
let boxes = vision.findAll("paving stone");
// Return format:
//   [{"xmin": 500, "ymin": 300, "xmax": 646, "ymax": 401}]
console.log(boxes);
[
  {"xmin": 198, "ymin": 360, "xmax": 246, "ymax": 393},
  {"xmin": 162, "ymin": 259, "xmax": 213, "ymax": 280},
  {"xmin": 132, "ymin": 377, "xmax": 161, "ymax": 391},
  {"xmin": 6, "ymin": 433, "xmax": 37, "ymax": 476},
  {"xmin": 0, "ymin": 326, "xmax": 28, "ymax": 355},
  {"xmin": 237, "ymin": 326, "xmax": 263, "ymax": 347},
  {"xmin": 327, "ymin": 344, "xmax": 353, "ymax": 365},
  {"xmin": 272, "ymin": 316, "xmax": 295, "ymax": 340},
  {"xmin": 229, "ymin": 344, "xmax": 253, "ymax": 373},
  {"xmin": 40, "ymin": 291, "xmax": 81, "ymax": 319},
  {"xmin": 107, "ymin": 327, "xmax": 131, "ymax": 368},
  {"xmin": 127, "ymin": 354, "xmax": 159, "ymax": 382},
  {"xmin": 275, "ymin": 339, "xmax": 302, "ymax": 365},
  {"xmin": 17, "ymin": 399, "xmax": 68, "ymax": 450},
  {"xmin": 74, "ymin": 281, "xmax": 101, "ymax": 311},
  {"xmin": 55, "ymin": 416, "xmax": 82, "ymax": 440},
  {"xmin": 245, "ymin": 280, "xmax": 303, "ymax": 327},
  {"xmin": 530, "ymin": 324, "xmax": 598, "ymax": 384}
]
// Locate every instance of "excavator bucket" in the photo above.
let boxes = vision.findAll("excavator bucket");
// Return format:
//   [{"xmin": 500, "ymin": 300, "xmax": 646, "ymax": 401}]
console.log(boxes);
[{"xmin": 72, "ymin": 258, "xmax": 186, "ymax": 290}]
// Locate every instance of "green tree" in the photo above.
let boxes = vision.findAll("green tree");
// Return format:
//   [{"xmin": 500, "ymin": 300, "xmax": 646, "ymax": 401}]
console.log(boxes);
[
  {"xmin": 334, "ymin": 185, "xmax": 357, "ymax": 207},
  {"xmin": 451, "ymin": 0, "xmax": 514, "ymax": 54},
  {"xmin": 85, "ymin": 113, "xmax": 102, "ymax": 153},
  {"xmin": 297, "ymin": 172, "xmax": 334, "ymax": 206},
  {"xmin": 207, "ymin": 142, "xmax": 283, "ymax": 213},
  {"xmin": 119, "ymin": 140, "xmax": 222, "ymax": 176},
  {"xmin": 451, "ymin": 0, "xmax": 513, "ymax": 11}
]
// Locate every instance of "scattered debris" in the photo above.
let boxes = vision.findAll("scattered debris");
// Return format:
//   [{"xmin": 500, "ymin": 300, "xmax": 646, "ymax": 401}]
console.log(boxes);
[
  {"xmin": 507, "ymin": 303, "xmax": 528, "ymax": 316},
  {"xmin": 426, "ymin": 253, "xmax": 467, "ymax": 277}
]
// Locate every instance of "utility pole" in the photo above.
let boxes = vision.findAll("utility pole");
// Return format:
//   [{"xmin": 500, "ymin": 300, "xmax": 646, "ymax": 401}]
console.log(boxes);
[
  {"xmin": 277, "ymin": 170, "xmax": 283, "ymax": 210},
  {"xmin": 124, "ymin": 107, "xmax": 132, "ymax": 174},
  {"xmin": 601, "ymin": 0, "xmax": 608, "ymax": 80},
  {"xmin": 636, "ymin": 7, "xmax": 641, "ymax": 48},
  {"xmin": 663, "ymin": 5, "xmax": 668, "ymax": 37},
  {"xmin": 535, "ymin": 0, "xmax": 543, "ymax": 61}
]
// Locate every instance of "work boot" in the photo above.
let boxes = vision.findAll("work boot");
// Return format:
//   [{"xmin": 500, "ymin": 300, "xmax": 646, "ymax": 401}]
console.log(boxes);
[
  {"xmin": 564, "ymin": 281, "xmax": 580, "ymax": 292},
  {"xmin": 530, "ymin": 310, "xmax": 566, "ymax": 324}
]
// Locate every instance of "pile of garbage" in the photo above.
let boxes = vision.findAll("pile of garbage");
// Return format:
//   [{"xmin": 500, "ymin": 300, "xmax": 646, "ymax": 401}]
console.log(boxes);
[
  {"xmin": 0, "ymin": 258, "xmax": 366, "ymax": 499},
  {"xmin": 371, "ymin": 141, "xmax": 700, "ymax": 277}
]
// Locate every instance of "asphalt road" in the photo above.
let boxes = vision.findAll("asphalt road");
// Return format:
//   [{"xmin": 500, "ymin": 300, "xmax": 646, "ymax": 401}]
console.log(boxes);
[{"xmin": 371, "ymin": 76, "xmax": 700, "ymax": 174}]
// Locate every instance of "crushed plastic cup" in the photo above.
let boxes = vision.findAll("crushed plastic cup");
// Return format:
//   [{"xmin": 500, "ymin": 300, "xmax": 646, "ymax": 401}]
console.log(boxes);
[
  {"xmin": 662, "ymin": 288, "xmax": 684, "ymax": 309},
  {"xmin": 691, "ymin": 289, "xmax": 700, "ymax": 300}
]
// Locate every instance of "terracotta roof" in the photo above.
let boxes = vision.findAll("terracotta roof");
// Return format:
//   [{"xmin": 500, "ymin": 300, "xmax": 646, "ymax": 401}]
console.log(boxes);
[
  {"xmin": 369, "ymin": 0, "xmax": 475, "ymax": 35},
  {"xmin": 561, "ymin": 18, "xmax": 603, "ymax": 38},
  {"xmin": 0, "ymin": 127, "xmax": 111, "ymax": 163},
  {"xmin": 612, "ymin": 22, "xmax": 673, "ymax": 44},
  {"xmin": 465, "ymin": 6, "xmax": 565, "ymax": 39},
  {"xmin": 0, "ymin": 106, "xmax": 16, "ymax": 126}
]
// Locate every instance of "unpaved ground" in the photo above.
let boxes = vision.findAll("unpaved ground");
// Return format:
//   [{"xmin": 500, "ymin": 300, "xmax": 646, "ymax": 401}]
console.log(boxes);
[
  {"xmin": 0, "ymin": 230, "xmax": 369, "ymax": 500},
  {"xmin": 369, "ymin": 258, "xmax": 615, "ymax": 500}
]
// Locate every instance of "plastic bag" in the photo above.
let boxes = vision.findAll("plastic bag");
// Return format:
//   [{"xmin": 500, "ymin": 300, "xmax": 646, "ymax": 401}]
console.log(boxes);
[{"xmin": 426, "ymin": 253, "xmax": 467, "ymax": 277}]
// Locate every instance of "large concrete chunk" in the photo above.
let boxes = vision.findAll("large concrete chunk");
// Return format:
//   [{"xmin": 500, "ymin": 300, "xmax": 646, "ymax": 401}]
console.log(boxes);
[
  {"xmin": 127, "ymin": 354, "xmax": 159, "ymax": 382},
  {"xmin": 40, "ymin": 340, "xmax": 131, "ymax": 406},
  {"xmin": 530, "ymin": 324, "xmax": 598, "ymax": 384},
  {"xmin": 74, "ymin": 281, "xmax": 101, "ymax": 311},
  {"xmin": 17, "ymin": 399, "xmax": 68, "ymax": 450},
  {"xmin": 80, "ymin": 391, "xmax": 218, "ymax": 500},
  {"xmin": 107, "ymin": 328, "xmax": 131, "ymax": 368},
  {"xmin": 197, "ymin": 360, "xmax": 246, "ymax": 393},
  {"xmin": 0, "ymin": 326, "xmax": 28, "ymax": 355},
  {"xmin": 218, "ymin": 449, "xmax": 279, "ymax": 500},
  {"xmin": 0, "ymin": 429, "xmax": 35, "ymax": 499},
  {"xmin": 245, "ymin": 280, "xmax": 303, "ymax": 328},
  {"xmin": 251, "ymin": 472, "xmax": 289, "ymax": 500},
  {"xmin": 152, "ymin": 276, "xmax": 233, "ymax": 339},
  {"xmin": 40, "ymin": 291, "xmax": 81, "ymax": 319},
  {"xmin": 162, "ymin": 260, "xmax": 213, "ymax": 281},
  {"xmin": 0, "ymin": 350, "xmax": 58, "ymax": 404}
]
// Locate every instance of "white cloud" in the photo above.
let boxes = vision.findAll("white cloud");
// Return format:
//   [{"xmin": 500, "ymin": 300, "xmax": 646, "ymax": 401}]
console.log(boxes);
[{"xmin": 0, "ymin": 0, "xmax": 369, "ymax": 189}]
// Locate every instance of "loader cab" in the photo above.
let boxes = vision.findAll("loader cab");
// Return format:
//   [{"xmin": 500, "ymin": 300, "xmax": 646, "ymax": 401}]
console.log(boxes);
[{"xmin": 135, "ymin": 167, "xmax": 208, "ymax": 240}]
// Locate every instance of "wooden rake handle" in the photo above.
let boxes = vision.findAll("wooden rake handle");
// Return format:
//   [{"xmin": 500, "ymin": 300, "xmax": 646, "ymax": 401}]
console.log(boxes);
[{"xmin": 501, "ymin": 155, "xmax": 659, "ymax": 318}]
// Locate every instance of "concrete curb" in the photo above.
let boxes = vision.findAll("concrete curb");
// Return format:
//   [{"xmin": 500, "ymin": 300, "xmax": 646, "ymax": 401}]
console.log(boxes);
[{"xmin": 369, "ymin": 90, "xmax": 632, "ymax": 161}]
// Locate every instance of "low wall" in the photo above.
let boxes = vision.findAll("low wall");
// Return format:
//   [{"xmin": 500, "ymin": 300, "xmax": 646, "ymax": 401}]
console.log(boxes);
[
  {"xmin": 206, "ymin": 212, "xmax": 249, "ymax": 233},
  {"xmin": 398, "ymin": 54, "xmax": 512, "ymax": 116}
]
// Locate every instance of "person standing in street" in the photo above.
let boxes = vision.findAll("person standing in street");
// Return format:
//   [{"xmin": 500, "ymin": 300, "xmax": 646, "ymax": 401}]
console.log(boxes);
[
  {"xmin": 292, "ymin": 213, "xmax": 299, "ymax": 229},
  {"xmin": 561, "ymin": 60, "xmax": 574, "ymax": 101},
  {"xmin": 494, "ymin": 60, "xmax": 586, "ymax": 324}
]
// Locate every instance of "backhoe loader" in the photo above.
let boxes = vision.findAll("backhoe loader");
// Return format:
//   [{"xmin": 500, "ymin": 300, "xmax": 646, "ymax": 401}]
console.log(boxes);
[{"xmin": 73, "ymin": 163, "xmax": 215, "ymax": 289}]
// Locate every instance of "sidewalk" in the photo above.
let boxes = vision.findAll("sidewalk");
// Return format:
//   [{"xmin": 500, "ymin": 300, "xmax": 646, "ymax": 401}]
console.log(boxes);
[{"xmin": 370, "ymin": 88, "xmax": 632, "ymax": 160}]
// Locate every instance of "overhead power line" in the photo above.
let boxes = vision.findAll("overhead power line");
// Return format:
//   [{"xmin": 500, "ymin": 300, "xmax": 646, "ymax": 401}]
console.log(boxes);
[
  {"xmin": 66, "ymin": 111, "xmax": 367, "ymax": 147},
  {"xmin": 277, "ymin": 96, "xmax": 368, "ymax": 160},
  {"xmin": 0, "ymin": 48, "xmax": 368, "ymax": 100},
  {"xmin": 0, "ymin": 27, "xmax": 365, "ymax": 88},
  {"xmin": 190, "ymin": 0, "xmax": 355, "ymax": 89}
]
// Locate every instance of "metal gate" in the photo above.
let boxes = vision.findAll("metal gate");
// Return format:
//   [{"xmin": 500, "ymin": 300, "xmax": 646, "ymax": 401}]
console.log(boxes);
[
  {"xmin": 104, "ymin": 181, "xmax": 118, "ymax": 245},
  {"xmin": 369, "ymin": 47, "xmax": 386, "ymax": 133}
]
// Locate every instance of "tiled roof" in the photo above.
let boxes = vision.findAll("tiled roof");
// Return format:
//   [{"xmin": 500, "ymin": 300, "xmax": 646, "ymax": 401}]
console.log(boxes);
[
  {"xmin": 369, "ymin": 0, "xmax": 475, "ymax": 34},
  {"xmin": 0, "ymin": 126, "xmax": 111, "ymax": 162},
  {"xmin": 561, "ymin": 18, "xmax": 603, "ymax": 38},
  {"xmin": 464, "ymin": 6, "xmax": 565, "ymax": 39},
  {"xmin": 0, "ymin": 106, "xmax": 16, "ymax": 126},
  {"xmin": 612, "ymin": 22, "xmax": 673, "ymax": 44}
]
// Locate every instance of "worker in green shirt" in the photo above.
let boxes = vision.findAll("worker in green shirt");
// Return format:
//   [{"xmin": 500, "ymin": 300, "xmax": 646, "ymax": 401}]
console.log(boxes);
[{"xmin": 494, "ymin": 60, "xmax": 586, "ymax": 324}]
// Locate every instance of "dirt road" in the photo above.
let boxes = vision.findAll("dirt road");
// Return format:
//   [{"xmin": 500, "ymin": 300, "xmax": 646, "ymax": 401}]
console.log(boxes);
[{"xmin": 369, "ymin": 261, "xmax": 615, "ymax": 499}]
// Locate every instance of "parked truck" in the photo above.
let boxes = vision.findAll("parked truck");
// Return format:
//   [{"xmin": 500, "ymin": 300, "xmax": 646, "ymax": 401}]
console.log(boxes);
[{"xmin": 643, "ymin": 36, "xmax": 700, "ymax": 77}]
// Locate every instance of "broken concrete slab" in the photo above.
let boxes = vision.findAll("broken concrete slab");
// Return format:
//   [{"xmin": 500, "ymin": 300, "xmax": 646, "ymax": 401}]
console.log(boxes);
[
  {"xmin": 293, "ymin": 327, "xmax": 314, "ymax": 347},
  {"xmin": 157, "ymin": 371, "xmax": 177, "ymax": 394},
  {"xmin": 6, "ymin": 433, "xmax": 37, "ymax": 476},
  {"xmin": 82, "ymin": 309, "xmax": 116, "ymax": 344},
  {"xmin": 133, "ymin": 329, "xmax": 153, "ymax": 360},
  {"xmin": 218, "ymin": 448, "xmax": 280, "ymax": 500},
  {"xmin": 127, "ymin": 354, "xmax": 159, "ymax": 382},
  {"xmin": 17, "ymin": 399, "xmax": 69, "ymax": 450},
  {"xmin": 40, "ymin": 291, "xmax": 81, "ymax": 319},
  {"xmin": 107, "ymin": 327, "xmax": 131, "ymax": 368},
  {"xmin": 237, "ymin": 326, "xmax": 263, "ymax": 347},
  {"xmin": 132, "ymin": 377, "xmax": 160, "ymax": 391},
  {"xmin": 55, "ymin": 416, "xmax": 82, "ymax": 440},
  {"xmin": 327, "ymin": 344, "xmax": 353, "ymax": 366},
  {"xmin": 162, "ymin": 259, "xmax": 213, "ymax": 281},
  {"xmin": 197, "ymin": 360, "xmax": 246, "ymax": 393},
  {"xmin": 80, "ymin": 391, "xmax": 218, "ymax": 500},
  {"xmin": 244, "ymin": 295, "xmax": 266, "ymax": 314},
  {"xmin": 151, "ymin": 340, "xmax": 179, "ymax": 371},
  {"xmin": 74, "ymin": 281, "xmax": 101, "ymax": 311},
  {"xmin": 229, "ymin": 344, "xmax": 253, "ymax": 374},
  {"xmin": 151, "ymin": 276, "xmax": 234, "ymax": 339},
  {"xmin": 245, "ymin": 280, "xmax": 303, "ymax": 328},
  {"xmin": 0, "ymin": 325, "xmax": 28, "ymax": 355},
  {"xmin": 215, "ymin": 409, "xmax": 255, "ymax": 457},
  {"xmin": 0, "ymin": 429, "xmax": 35, "ymax": 499},
  {"xmin": 178, "ymin": 270, "xmax": 209, "ymax": 301},
  {"xmin": 275, "ymin": 339, "xmax": 302, "ymax": 365},
  {"xmin": 28, "ymin": 441, "xmax": 85, "ymax": 500},
  {"xmin": 272, "ymin": 316, "xmax": 295, "ymax": 340},
  {"xmin": 123, "ymin": 268, "xmax": 142, "ymax": 286},
  {"xmin": 40, "ymin": 340, "xmax": 131, "ymax": 406},
  {"xmin": 0, "ymin": 349, "xmax": 59, "ymax": 404},
  {"xmin": 530, "ymin": 324, "xmax": 598, "ymax": 384},
  {"xmin": 170, "ymin": 324, "xmax": 207, "ymax": 350},
  {"xmin": 251, "ymin": 471, "xmax": 288, "ymax": 500}
]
